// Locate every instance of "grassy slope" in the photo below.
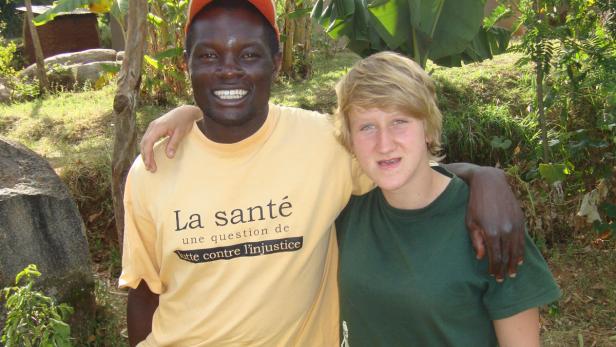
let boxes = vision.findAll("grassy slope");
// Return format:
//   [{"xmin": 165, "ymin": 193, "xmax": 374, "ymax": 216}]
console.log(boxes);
[
  {"xmin": 1, "ymin": 52, "xmax": 614, "ymax": 346},
  {"xmin": 0, "ymin": 86, "xmax": 170, "ymax": 168}
]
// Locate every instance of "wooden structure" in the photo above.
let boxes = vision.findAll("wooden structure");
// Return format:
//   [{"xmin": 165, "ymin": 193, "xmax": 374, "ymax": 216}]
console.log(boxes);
[{"xmin": 17, "ymin": 5, "xmax": 100, "ymax": 64}]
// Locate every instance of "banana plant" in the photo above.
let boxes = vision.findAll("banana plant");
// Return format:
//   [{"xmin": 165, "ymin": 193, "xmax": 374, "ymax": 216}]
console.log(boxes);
[
  {"xmin": 33, "ymin": 0, "xmax": 129, "ymax": 36},
  {"xmin": 312, "ymin": 0, "xmax": 511, "ymax": 67}
]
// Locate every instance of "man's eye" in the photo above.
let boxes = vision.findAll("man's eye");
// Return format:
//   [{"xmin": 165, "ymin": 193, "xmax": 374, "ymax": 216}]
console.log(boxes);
[
  {"xmin": 242, "ymin": 52, "xmax": 259, "ymax": 59},
  {"xmin": 199, "ymin": 52, "xmax": 217, "ymax": 60},
  {"xmin": 392, "ymin": 119, "xmax": 408, "ymax": 126}
]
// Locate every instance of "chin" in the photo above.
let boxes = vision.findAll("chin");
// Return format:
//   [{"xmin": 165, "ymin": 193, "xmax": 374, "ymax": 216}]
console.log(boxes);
[
  {"xmin": 204, "ymin": 107, "xmax": 253, "ymax": 126},
  {"xmin": 213, "ymin": 115, "xmax": 252, "ymax": 126},
  {"xmin": 375, "ymin": 179, "xmax": 405, "ymax": 193}
]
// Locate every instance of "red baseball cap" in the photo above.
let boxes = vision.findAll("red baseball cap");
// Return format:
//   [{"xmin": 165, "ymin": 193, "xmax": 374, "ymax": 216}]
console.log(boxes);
[{"xmin": 185, "ymin": 0, "xmax": 279, "ymax": 40}]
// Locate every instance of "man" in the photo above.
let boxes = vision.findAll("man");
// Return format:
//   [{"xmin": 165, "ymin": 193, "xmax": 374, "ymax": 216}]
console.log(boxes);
[{"xmin": 121, "ymin": 0, "xmax": 525, "ymax": 346}]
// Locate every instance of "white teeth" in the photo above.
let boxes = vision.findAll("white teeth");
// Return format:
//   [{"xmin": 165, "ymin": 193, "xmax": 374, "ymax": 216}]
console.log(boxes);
[
  {"xmin": 381, "ymin": 159, "xmax": 398, "ymax": 164},
  {"xmin": 214, "ymin": 89, "xmax": 248, "ymax": 100}
]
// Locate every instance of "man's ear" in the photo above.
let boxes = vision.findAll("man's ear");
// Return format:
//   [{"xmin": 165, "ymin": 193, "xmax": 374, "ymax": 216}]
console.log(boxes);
[
  {"xmin": 182, "ymin": 50, "xmax": 189, "ymax": 73},
  {"xmin": 184, "ymin": 50, "xmax": 191, "ymax": 75},
  {"xmin": 272, "ymin": 51, "xmax": 282, "ymax": 77}
]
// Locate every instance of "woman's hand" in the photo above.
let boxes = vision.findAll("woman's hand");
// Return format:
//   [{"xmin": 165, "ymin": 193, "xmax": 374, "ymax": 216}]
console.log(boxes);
[{"xmin": 140, "ymin": 105, "xmax": 203, "ymax": 172}]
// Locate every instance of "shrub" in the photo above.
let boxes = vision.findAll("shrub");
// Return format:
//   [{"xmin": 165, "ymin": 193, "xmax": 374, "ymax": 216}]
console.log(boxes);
[
  {"xmin": 0, "ymin": 25, "xmax": 39, "ymax": 102},
  {"xmin": 1, "ymin": 264, "xmax": 74, "ymax": 347}
]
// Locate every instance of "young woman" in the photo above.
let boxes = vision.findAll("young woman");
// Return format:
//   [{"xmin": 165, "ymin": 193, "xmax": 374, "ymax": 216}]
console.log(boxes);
[{"xmin": 333, "ymin": 51, "xmax": 560, "ymax": 347}]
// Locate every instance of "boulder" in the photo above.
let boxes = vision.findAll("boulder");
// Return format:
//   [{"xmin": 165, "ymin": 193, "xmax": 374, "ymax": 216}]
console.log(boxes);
[
  {"xmin": 54, "ymin": 61, "xmax": 121, "ymax": 87},
  {"xmin": 0, "ymin": 137, "xmax": 94, "ymax": 331},
  {"xmin": 23, "ymin": 60, "xmax": 122, "ymax": 90},
  {"xmin": 19, "ymin": 48, "xmax": 118, "ymax": 80}
]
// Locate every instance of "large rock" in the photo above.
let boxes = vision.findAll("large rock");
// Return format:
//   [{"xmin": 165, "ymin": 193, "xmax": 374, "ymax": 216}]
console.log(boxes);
[
  {"xmin": 0, "ymin": 137, "xmax": 94, "ymax": 331},
  {"xmin": 19, "ymin": 48, "xmax": 118, "ymax": 80},
  {"xmin": 50, "ymin": 61, "xmax": 122, "ymax": 88}
]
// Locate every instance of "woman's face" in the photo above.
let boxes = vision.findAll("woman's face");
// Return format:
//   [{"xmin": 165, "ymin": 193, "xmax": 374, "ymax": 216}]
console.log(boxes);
[{"xmin": 349, "ymin": 108, "xmax": 431, "ymax": 193}]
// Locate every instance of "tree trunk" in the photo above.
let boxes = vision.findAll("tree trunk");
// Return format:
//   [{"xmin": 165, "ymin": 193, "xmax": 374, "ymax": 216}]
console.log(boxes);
[
  {"xmin": 293, "ymin": 3, "xmax": 312, "ymax": 79},
  {"xmin": 534, "ymin": 0, "xmax": 549, "ymax": 163},
  {"xmin": 301, "ymin": 12, "xmax": 312, "ymax": 78},
  {"xmin": 293, "ymin": 8, "xmax": 304, "ymax": 45},
  {"xmin": 536, "ymin": 63, "xmax": 549, "ymax": 163},
  {"xmin": 111, "ymin": 0, "xmax": 148, "ymax": 247},
  {"xmin": 281, "ymin": 0, "xmax": 296, "ymax": 77},
  {"xmin": 24, "ymin": 0, "xmax": 48, "ymax": 93}
]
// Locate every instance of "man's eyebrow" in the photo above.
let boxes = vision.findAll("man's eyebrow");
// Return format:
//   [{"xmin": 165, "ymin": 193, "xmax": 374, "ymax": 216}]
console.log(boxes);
[{"xmin": 193, "ymin": 39, "xmax": 266, "ymax": 48}]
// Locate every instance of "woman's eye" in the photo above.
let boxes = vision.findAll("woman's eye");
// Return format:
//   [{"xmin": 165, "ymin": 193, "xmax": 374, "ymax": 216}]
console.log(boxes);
[
  {"xmin": 392, "ymin": 119, "xmax": 408, "ymax": 126},
  {"xmin": 359, "ymin": 124, "xmax": 375, "ymax": 132}
]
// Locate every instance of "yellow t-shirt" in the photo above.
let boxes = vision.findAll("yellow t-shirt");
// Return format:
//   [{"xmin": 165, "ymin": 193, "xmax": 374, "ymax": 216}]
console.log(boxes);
[{"xmin": 120, "ymin": 104, "xmax": 366, "ymax": 346}]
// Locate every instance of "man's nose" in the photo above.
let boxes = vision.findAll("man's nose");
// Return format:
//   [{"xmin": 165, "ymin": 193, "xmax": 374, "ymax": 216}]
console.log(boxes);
[{"xmin": 218, "ymin": 54, "xmax": 243, "ymax": 78}]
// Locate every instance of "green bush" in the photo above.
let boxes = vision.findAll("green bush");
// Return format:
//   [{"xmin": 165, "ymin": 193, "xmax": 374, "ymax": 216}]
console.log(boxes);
[
  {"xmin": 0, "ymin": 25, "xmax": 39, "ymax": 101},
  {"xmin": 1, "ymin": 264, "xmax": 74, "ymax": 347},
  {"xmin": 141, "ymin": 0, "xmax": 190, "ymax": 105},
  {"xmin": 0, "ymin": 39, "xmax": 17, "ymax": 78}
]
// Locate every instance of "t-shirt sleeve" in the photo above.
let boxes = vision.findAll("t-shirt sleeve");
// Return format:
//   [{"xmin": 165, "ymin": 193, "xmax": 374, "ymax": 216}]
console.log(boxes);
[
  {"xmin": 118, "ymin": 163, "xmax": 164, "ymax": 294},
  {"xmin": 350, "ymin": 159, "xmax": 375, "ymax": 196},
  {"xmin": 335, "ymin": 195, "xmax": 357, "ymax": 243},
  {"xmin": 482, "ymin": 232, "xmax": 561, "ymax": 320}
]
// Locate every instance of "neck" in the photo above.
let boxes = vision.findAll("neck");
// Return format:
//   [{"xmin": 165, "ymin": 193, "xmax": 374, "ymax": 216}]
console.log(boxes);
[
  {"xmin": 197, "ymin": 105, "xmax": 269, "ymax": 144},
  {"xmin": 383, "ymin": 163, "xmax": 450, "ymax": 210}
]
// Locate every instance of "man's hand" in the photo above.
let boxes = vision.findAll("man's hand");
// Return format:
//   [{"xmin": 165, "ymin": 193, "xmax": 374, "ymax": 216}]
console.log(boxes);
[
  {"xmin": 140, "ymin": 105, "xmax": 203, "ymax": 172},
  {"xmin": 445, "ymin": 163, "xmax": 525, "ymax": 281},
  {"xmin": 127, "ymin": 280, "xmax": 159, "ymax": 347}
]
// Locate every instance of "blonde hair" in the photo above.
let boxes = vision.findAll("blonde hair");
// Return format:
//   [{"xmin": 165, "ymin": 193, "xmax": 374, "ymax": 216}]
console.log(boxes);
[{"xmin": 334, "ymin": 51, "xmax": 443, "ymax": 161}]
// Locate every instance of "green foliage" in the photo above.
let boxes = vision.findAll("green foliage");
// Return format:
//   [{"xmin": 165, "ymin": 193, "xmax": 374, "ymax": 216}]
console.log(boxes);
[
  {"xmin": 511, "ymin": 1, "xmax": 558, "ymax": 75},
  {"xmin": 505, "ymin": 0, "xmax": 615, "ymax": 243},
  {"xmin": 0, "ymin": 24, "xmax": 40, "ymax": 101},
  {"xmin": 0, "ymin": 37, "xmax": 17, "ymax": 77},
  {"xmin": 33, "ymin": 0, "xmax": 118, "ymax": 25},
  {"xmin": 593, "ymin": 201, "xmax": 616, "ymax": 236},
  {"xmin": 141, "ymin": 0, "xmax": 190, "ymax": 105},
  {"xmin": 28, "ymin": 0, "xmax": 189, "ymax": 103},
  {"xmin": 97, "ymin": 14, "xmax": 112, "ymax": 48},
  {"xmin": 1, "ymin": 265, "xmax": 74, "ymax": 347},
  {"xmin": 33, "ymin": 0, "xmax": 91, "ymax": 25},
  {"xmin": 0, "ymin": 0, "xmax": 25, "ymax": 39},
  {"xmin": 311, "ymin": 0, "xmax": 511, "ymax": 67},
  {"xmin": 430, "ymin": 53, "xmax": 536, "ymax": 166},
  {"xmin": 538, "ymin": 162, "xmax": 570, "ymax": 184},
  {"xmin": 271, "ymin": 51, "xmax": 360, "ymax": 112},
  {"xmin": 511, "ymin": 0, "xmax": 615, "ymax": 164}
]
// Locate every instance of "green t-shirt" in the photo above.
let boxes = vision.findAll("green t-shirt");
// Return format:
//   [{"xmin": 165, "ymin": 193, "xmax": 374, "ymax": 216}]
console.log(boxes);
[{"xmin": 336, "ymin": 169, "xmax": 561, "ymax": 347}]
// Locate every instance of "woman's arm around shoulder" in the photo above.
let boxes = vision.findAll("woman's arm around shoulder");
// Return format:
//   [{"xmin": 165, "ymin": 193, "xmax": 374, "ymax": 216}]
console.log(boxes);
[{"xmin": 140, "ymin": 105, "xmax": 203, "ymax": 172}]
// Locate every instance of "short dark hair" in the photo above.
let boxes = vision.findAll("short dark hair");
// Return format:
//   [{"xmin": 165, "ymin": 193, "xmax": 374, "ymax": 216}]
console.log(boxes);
[{"xmin": 185, "ymin": 0, "xmax": 280, "ymax": 57}]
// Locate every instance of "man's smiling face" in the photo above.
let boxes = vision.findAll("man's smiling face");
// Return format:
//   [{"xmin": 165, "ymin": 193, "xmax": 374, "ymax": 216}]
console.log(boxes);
[{"xmin": 185, "ymin": 4, "xmax": 280, "ymax": 142}]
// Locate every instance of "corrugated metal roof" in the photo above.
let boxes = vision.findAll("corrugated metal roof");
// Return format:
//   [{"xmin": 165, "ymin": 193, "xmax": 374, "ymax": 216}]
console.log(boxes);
[{"xmin": 16, "ymin": 5, "xmax": 93, "ymax": 16}]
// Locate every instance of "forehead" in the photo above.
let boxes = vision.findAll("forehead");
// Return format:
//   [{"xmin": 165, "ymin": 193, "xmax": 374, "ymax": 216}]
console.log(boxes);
[
  {"xmin": 350, "ymin": 107, "xmax": 412, "ymax": 119},
  {"xmin": 189, "ymin": 6, "xmax": 269, "ymax": 47}
]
